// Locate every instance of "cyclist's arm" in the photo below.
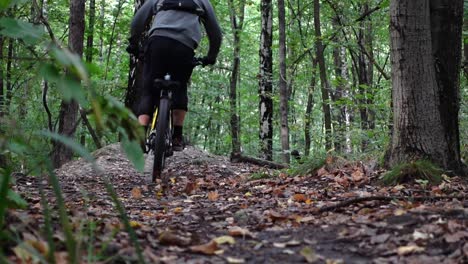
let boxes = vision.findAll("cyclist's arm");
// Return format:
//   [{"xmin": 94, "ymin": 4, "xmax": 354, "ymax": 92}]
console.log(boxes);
[
  {"xmin": 200, "ymin": 0, "xmax": 223, "ymax": 62},
  {"xmin": 130, "ymin": 0, "xmax": 157, "ymax": 40}
]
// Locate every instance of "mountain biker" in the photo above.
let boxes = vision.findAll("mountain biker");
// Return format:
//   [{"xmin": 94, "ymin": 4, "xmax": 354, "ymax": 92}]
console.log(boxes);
[{"xmin": 127, "ymin": 0, "xmax": 222, "ymax": 151}]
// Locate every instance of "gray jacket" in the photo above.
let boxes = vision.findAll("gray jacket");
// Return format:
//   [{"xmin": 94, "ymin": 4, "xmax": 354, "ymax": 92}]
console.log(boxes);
[{"xmin": 130, "ymin": 0, "xmax": 222, "ymax": 61}]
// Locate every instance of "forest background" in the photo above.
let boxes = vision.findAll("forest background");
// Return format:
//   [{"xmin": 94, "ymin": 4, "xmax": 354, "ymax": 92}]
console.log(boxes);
[{"xmin": 0, "ymin": 0, "xmax": 466, "ymax": 175}]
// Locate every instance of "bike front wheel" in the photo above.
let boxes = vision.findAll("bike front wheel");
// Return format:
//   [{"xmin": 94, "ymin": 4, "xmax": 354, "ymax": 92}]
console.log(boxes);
[{"xmin": 152, "ymin": 98, "xmax": 170, "ymax": 184}]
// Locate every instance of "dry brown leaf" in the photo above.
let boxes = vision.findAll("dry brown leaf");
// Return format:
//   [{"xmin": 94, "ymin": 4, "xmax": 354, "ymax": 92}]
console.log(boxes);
[
  {"xmin": 184, "ymin": 181, "xmax": 198, "ymax": 194},
  {"xmin": 293, "ymin": 194, "xmax": 308, "ymax": 202},
  {"xmin": 190, "ymin": 240, "xmax": 219, "ymax": 255},
  {"xmin": 351, "ymin": 170, "xmax": 365, "ymax": 182},
  {"xmin": 228, "ymin": 226, "xmax": 254, "ymax": 238},
  {"xmin": 131, "ymin": 187, "xmax": 142, "ymax": 199},
  {"xmin": 159, "ymin": 230, "xmax": 192, "ymax": 246},
  {"xmin": 268, "ymin": 210, "xmax": 287, "ymax": 221},
  {"xmin": 208, "ymin": 191, "xmax": 219, "ymax": 201},
  {"xmin": 317, "ymin": 167, "xmax": 328, "ymax": 177}
]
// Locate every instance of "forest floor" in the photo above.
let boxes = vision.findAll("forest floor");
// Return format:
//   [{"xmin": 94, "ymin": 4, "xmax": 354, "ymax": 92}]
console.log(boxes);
[{"xmin": 7, "ymin": 143, "xmax": 468, "ymax": 263}]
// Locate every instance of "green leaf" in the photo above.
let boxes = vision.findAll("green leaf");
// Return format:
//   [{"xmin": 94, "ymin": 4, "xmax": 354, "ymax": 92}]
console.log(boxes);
[
  {"xmin": 0, "ymin": 18, "xmax": 44, "ymax": 44},
  {"xmin": 51, "ymin": 47, "xmax": 89, "ymax": 82},
  {"xmin": 6, "ymin": 189, "xmax": 27, "ymax": 209},
  {"xmin": 120, "ymin": 138, "xmax": 144, "ymax": 172},
  {"xmin": 38, "ymin": 131, "xmax": 94, "ymax": 163},
  {"xmin": 0, "ymin": 0, "xmax": 26, "ymax": 11},
  {"xmin": 57, "ymin": 76, "xmax": 87, "ymax": 105}
]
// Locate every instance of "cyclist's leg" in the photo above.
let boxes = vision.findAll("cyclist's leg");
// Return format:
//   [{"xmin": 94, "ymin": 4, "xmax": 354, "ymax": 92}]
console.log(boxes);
[
  {"xmin": 138, "ymin": 36, "xmax": 171, "ymax": 126},
  {"xmin": 166, "ymin": 39, "xmax": 195, "ymax": 150}
]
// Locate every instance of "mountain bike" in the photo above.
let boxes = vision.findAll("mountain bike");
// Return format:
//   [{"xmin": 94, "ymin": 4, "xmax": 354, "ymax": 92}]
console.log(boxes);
[{"xmin": 145, "ymin": 58, "xmax": 203, "ymax": 186}]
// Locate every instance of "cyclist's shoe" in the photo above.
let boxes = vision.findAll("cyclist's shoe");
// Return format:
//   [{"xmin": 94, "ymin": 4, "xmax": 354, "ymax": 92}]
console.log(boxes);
[{"xmin": 172, "ymin": 136, "xmax": 185, "ymax": 152}]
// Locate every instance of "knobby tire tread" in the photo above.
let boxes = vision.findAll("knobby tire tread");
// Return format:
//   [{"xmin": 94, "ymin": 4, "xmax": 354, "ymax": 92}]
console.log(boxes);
[{"xmin": 152, "ymin": 98, "xmax": 170, "ymax": 183}]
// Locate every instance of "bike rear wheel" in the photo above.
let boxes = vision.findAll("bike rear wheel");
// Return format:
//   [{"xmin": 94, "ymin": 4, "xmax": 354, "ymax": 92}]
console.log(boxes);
[{"xmin": 152, "ymin": 98, "xmax": 170, "ymax": 183}]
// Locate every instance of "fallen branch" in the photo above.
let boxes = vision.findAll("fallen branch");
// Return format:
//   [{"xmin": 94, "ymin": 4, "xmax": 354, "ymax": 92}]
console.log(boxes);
[
  {"xmin": 308, "ymin": 195, "xmax": 467, "ymax": 214},
  {"xmin": 230, "ymin": 153, "xmax": 288, "ymax": 169}
]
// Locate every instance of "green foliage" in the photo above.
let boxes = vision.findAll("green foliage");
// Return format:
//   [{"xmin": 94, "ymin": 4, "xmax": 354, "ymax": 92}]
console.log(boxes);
[
  {"xmin": 381, "ymin": 160, "xmax": 444, "ymax": 186},
  {"xmin": 288, "ymin": 152, "xmax": 327, "ymax": 177}
]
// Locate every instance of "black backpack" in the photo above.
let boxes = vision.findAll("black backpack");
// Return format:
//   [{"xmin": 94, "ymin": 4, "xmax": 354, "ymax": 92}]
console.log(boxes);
[{"xmin": 155, "ymin": 0, "xmax": 204, "ymax": 16}]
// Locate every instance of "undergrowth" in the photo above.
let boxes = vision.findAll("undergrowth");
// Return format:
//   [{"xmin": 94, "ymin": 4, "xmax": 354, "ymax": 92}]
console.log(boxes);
[{"xmin": 381, "ymin": 159, "xmax": 443, "ymax": 185}]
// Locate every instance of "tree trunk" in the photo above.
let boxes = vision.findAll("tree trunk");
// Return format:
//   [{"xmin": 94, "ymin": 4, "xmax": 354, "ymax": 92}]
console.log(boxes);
[
  {"xmin": 52, "ymin": 0, "xmax": 86, "ymax": 168},
  {"xmin": 0, "ymin": 35, "xmax": 4, "ymax": 118},
  {"xmin": 386, "ymin": 0, "xmax": 465, "ymax": 174},
  {"xmin": 278, "ymin": 0, "xmax": 290, "ymax": 164},
  {"xmin": 313, "ymin": 0, "xmax": 332, "ymax": 151},
  {"xmin": 259, "ymin": 0, "xmax": 274, "ymax": 161},
  {"xmin": 356, "ymin": 2, "xmax": 375, "ymax": 151},
  {"xmin": 5, "ymin": 38, "xmax": 13, "ymax": 112},
  {"xmin": 305, "ymin": 59, "xmax": 317, "ymax": 157},
  {"xmin": 125, "ymin": 0, "xmax": 146, "ymax": 115},
  {"xmin": 82, "ymin": 0, "xmax": 96, "ymax": 146},
  {"xmin": 104, "ymin": 0, "xmax": 125, "ymax": 80},
  {"xmin": 227, "ymin": 0, "xmax": 245, "ymax": 156}
]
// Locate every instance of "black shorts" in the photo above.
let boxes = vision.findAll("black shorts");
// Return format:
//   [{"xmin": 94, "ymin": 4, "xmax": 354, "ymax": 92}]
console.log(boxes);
[{"xmin": 138, "ymin": 36, "xmax": 195, "ymax": 115}]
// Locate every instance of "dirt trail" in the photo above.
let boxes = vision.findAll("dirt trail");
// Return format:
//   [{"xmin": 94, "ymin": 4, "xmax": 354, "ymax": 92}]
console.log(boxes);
[{"xmin": 9, "ymin": 143, "xmax": 468, "ymax": 263}]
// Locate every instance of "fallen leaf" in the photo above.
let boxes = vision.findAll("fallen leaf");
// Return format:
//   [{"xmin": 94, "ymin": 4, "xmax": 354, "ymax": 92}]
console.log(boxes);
[
  {"xmin": 412, "ymin": 230, "xmax": 431, "ymax": 241},
  {"xmin": 131, "ymin": 187, "xmax": 142, "ymax": 199},
  {"xmin": 397, "ymin": 245, "xmax": 425, "ymax": 256},
  {"xmin": 173, "ymin": 207, "xmax": 183, "ymax": 214},
  {"xmin": 208, "ymin": 191, "xmax": 219, "ymax": 201},
  {"xmin": 226, "ymin": 256, "xmax": 245, "ymax": 263},
  {"xmin": 317, "ymin": 167, "xmax": 328, "ymax": 177},
  {"xmin": 184, "ymin": 181, "xmax": 198, "ymax": 194},
  {"xmin": 300, "ymin": 246, "xmax": 319, "ymax": 263},
  {"xmin": 370, "ymin": 233, "xmax": 390, "ymax": 244},
  {"xmin": 293, "ymin": 194, "xmax": 308, "ymax": 202},
  {"xmin": 129, "ymin": 221, "xmax": 142, "ymax": 229},
  {"xmin": 228, "ymin": 226, "xmax": 254, "ymax": 238},
  {"xmin": 351, "ymin": 170, "xmax": 365, "ymax": 182},
  {"xmin": 213, "ymin": 235, "xmax": 235, "ymax": 245},
  {"xmin": 244, "ymin": 192, "xmax": 252, "ymax": 197},
  {"xmin": 159, "ymin": 230, "xmax": 192, "ymax": 246},
  {"xmin": 444, "ymin": 231, "xmax": 468, "ymax": 243},
  {"xmin": 190, "ymin": 241, "xmax": 219, "ymax": 255}
]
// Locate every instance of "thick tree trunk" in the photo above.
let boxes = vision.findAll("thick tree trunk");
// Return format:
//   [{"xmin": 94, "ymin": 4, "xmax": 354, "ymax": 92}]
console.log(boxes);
[
  {"xmin": 52, "ymin": 0, "xmax": 86, "ymax": 168},
  {"xmin": 125, "ymin": 0, "xmax": 146, "ymax": 115},
  {"xmin": 278, "ymin": 0, "xmax": 289, "ymax": 163},
  {"xmin": 259, "ymin": 0, "xmax": 274, "ymax": 161},
  {"xmin": 313, "ymin": 0, "xmax": 332, "ymax": 151},
  {"xmin": 227, "ymin": 0, "xmax": 245, "ymax": 156},
  {"xmin": 387, "ymin": 0, "xmax": 465, "ymax": 174}
]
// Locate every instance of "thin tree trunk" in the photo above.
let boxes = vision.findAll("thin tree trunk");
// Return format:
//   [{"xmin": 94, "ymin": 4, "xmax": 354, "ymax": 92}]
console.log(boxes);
[
  {"xmin": 227, "ymin": 0, "xmax": 245, "ymax": 156},
  {"xmin": 386, "ymin": 0, "xmax": 465, "ymax": 174},
  {"xmin": 313, "ymin": 0, "xmax": 332, "ymax": 151},
  {"xmin": 278, "ymin": 0, "xmax": 290, "ymax": 164},
  {"xmin": 52, "ymin": 0, "xmax": 86, "ymax": 168},
  {"xmin": 305, "ymin": 59, "xmax": 318, "ymax": 156},
  {"xmin": 82, "ymin": 0, "xmax": 96, "ymax": 146},
  {"xmin": 259, "ymin": 0, "xmax": 274, "ymax": 161},
  {"xmin": 5, "ymin": 38, "xmax": 13, "ymax": 112},
  {"xmin": 104, "ymin": 0, "xmax": 125, "ymax": 80},
  {"xmin": 0, "ymin": 35, "xmax": 4, "ymax": 118}
]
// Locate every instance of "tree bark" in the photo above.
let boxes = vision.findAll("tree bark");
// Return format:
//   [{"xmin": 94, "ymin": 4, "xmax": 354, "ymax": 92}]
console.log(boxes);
[
  {"xmin": 259, "ymin": 0, "xmax": 274, "ymax": 161},
  {"xmin": 386, "ymin": 0, "xmax": 465, "ymax": 174},
  {"xmin": 278, "ymin": 0, "xmax": 290, "ymax": 164},
  {"xmin": 313, "ymin": 0, "xmax": 332, "ymax": 151},
  {"xmin": 52, "ymin": 0, "xmax": 86, "ymax": 168},
  {"xmin": 227, "ymin": 0, "xmax": 245, "ymax": 156},
  {"xmin": 0, "ymin": 35, "xmax": 4, "ymax": 118}
]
